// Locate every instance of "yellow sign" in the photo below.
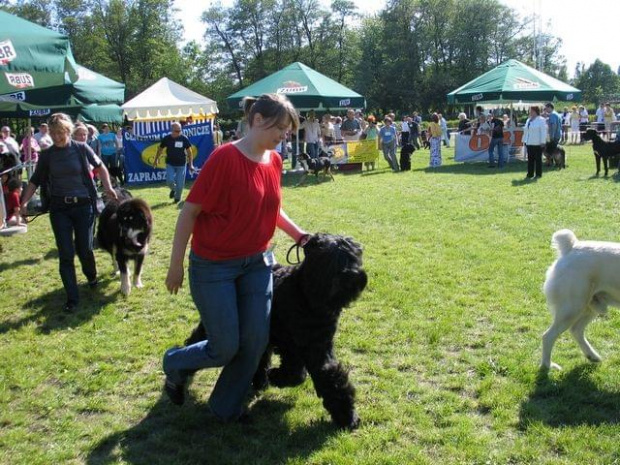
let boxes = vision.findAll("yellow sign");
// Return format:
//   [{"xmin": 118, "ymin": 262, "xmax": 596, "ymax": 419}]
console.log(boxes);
[{"xmin": 330, "ymin": 139, "xmax": 379, "ymax": 164}]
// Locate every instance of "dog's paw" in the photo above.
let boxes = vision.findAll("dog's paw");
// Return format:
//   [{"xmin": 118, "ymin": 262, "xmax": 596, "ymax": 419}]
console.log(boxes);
[
  {"xmin": 586, "ymin": 353, "xmax": 602, "ymax": 363},
  {"xmin": 540, "ymin": 362, "xmax": 562, "ymax": 371},
  {"xmin": 134, "ymin": 277, "xmax": 144, "ymax": 288},
  {"xmin": 334, "ymin": 411, "xmax": 360, "ymax": 430},
  {"xmin": 120, "ymin": 274, "xmax": 131, "ymax": 296}
]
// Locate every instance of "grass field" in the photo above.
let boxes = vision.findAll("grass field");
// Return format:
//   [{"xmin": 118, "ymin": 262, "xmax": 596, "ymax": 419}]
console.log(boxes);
[{"xmin": 2, "ymin": 144, "xmax": 620, "ymax": 465}]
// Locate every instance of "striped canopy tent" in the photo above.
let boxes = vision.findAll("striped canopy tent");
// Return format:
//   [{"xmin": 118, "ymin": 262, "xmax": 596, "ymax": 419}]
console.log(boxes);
[{"xmin": 122, "ymin": 78, "xmax": 218, "ymax": 122}]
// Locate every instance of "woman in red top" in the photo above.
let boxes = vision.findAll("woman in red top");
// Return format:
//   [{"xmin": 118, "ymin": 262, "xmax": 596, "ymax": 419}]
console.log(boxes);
[{"xmin": 162, "ymin": 94, "xmax": 307, "ymax": 422}]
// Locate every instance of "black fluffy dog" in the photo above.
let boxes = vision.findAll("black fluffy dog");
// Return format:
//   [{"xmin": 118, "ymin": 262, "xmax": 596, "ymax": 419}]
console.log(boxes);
[
  {"xmin": 185, "ymin": 233, "xmax": 368, "ymax": 429},
  {"xmin": 583, "ymin": 129, "xmax": 620, "ymax": 176},
  {"xmin": 298, "ymin": 152, "xmax": 335, "ymax": 185},
  {"xmin": 543, "ymin": 142, "xmax": 566, "ymax": 170},
  {"xmin": 96, "ymin": 193, "xmax": 152, "ymax": 296},
  {"xmin": 399, "ymin": 143, "xmax": 415, "ymax": 171}
]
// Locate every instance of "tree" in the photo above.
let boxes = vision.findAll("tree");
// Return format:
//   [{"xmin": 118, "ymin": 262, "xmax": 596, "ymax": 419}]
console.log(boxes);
[{"xmin": 575, "ymin": 59, "xmax": 620, "ymax": 105}]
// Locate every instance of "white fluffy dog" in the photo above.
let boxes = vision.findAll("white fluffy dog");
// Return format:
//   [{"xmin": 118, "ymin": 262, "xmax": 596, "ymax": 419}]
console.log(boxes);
[{"xmin": 542, "ymin": 229, "xmax": 620, "ymax": 370}]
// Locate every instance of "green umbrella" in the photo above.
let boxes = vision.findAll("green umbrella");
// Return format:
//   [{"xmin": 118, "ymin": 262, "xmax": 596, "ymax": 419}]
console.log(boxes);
[
  {"xmin": 0, "ymin": 10, "xmax": 78, "ymax": 95},
  {"xmin": 227, "ymin": 62, "xmax": 365, "ymax": 111},
  {"xmin": 447, "ymin": 59, "xmax": 581, "ymax": 104},
  {"xmin": 77, "ymin": 103, "xmax": 123, "ymax": 124},
  {"xmin": 18, "ymin": 64, "xmax": 125, "ymax": 107}
]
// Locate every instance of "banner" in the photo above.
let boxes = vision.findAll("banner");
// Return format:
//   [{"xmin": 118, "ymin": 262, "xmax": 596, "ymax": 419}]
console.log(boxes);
[
  {"xmin": 124, "ymin": 120, "xmax": 214, "ymax": 185},
  {"xmin": 455, "ymin": 129, "xmax": 523, "ymax": 163},
  {"xmin": 328, "ymin": 139, "xmax": 379, "ymax": 164}
]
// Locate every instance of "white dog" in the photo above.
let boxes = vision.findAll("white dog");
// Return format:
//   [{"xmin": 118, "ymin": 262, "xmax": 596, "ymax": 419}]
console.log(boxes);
[{"xmin": 541, "ymin": 229, "xmax": 620, "ymax": 370}]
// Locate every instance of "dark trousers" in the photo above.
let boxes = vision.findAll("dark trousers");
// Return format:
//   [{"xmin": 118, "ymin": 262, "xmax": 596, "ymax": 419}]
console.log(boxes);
[
  {"xmin": 410, "ymin": 133, "xmax": 420, "ymax": 150},
  {"xmin": 49, "ymin": 201, "xmax": 96, "ymax": 304},
  {"xmin": 526, "ymin": 145, "xmax": 543, "ymax": 178}
]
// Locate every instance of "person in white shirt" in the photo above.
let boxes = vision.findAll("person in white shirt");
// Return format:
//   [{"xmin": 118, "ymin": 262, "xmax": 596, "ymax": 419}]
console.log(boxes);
[
  {"xmin": 400, "ymin": 117, "xmax": 410, "ymax": 146},
  {"xmin": 438, "ymin": 113, "xmax": 450, "ymax": 147},
  {"xmin": 0, "ymin": 126, "xmax": 19, "ymax": 156},
  {"xmin": 522, "ymin": 105, "xmax": 548, "ymax": 179},
  {"xmin": 301, "ymin": 110, "xmax": 321, "ymax": 158},
  {"xmin": 595, "ymin": 103, "xmax": 605, "ymax": 132},
  {"xmin": 578, "ymin": 105, "xmax": 589, "ymax": 144},
  {"xmin": 33, "ymin": 123, "xmax": 53, "ymax": 150}
]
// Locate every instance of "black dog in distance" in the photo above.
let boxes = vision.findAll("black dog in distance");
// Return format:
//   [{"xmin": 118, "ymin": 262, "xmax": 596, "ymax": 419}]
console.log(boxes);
[
  {"xmin": 185, "ymin": 233, "xmax": 368, "ymax": 429},
  {"xmin": 297, "ymin": 152, "xmax": 335, "ymax": 185},
  {"xmin": 583, "ymin": 129, "xmax": 620, "ymax": 176},
  {"xmin": 399, "ymin": 143, "xmax": 415, "ymax": 171}
]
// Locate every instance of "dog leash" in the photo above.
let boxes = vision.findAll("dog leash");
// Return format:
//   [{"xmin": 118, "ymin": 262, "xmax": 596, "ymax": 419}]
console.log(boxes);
[{"xmin": 285, "ymin": 234, "xmax": 310, "ymax": 264}]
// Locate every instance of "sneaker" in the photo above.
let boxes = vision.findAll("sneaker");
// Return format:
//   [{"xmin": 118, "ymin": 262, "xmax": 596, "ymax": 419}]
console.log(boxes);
[
  {"xmin": 169, "ymin": 190, "xmax": 175, "ymax": 199},
  {"xmin": 164, "ymin": 377, "xmax": 186, "ymax": 405}
]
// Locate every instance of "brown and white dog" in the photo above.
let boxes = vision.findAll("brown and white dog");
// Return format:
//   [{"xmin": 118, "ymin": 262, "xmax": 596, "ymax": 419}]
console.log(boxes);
[{"xmin": 96, "ymin": 194, "xmax": 153, "ymax": 296}]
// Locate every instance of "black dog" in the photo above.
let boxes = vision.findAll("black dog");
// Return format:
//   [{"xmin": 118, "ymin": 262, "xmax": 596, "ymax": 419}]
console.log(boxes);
[
  {"xmin": 297, "ymin": 152, "xmax": 335, "ymax": 185},
  {"xmin": 399, "ymin": 143, "xmax": 415, "ymax": 171},
  {"xmin": 583, "ymin": 129, "xmax": 620, "ymax": 176},
  {"xmin": 96, "ymin": 193, "xmax": 152, "ymax": 296},
  {"xmin": 185, "ymin": 233, "xmax": 368, "ymax": 429},
  {"xmin": 544, "ymin": 142, "xmax": 566, "ymax": 170}
]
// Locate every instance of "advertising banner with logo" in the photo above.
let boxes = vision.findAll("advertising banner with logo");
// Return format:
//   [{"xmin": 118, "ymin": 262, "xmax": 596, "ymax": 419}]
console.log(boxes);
[
  {"xmin": 124, "ymin": 120, "xmax": 214, "ymax": 185},
  {"xmin": 455, "ymin": 129, "xmax": 523, "ymax": 163},
  {"xmin": 328, "ymin": 139, "xmax": 380, "ymax": 164}
]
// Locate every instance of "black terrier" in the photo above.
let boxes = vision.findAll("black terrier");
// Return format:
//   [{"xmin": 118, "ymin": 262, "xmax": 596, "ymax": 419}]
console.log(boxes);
[
  {"xmin": 583, "ymin": 129, "xmax": 620, "ymax": 176},
  {"xmin": 297, "ymin": 152, "xmax": 334, "ymax": 185},
  {"xmin": 185, "ymin": 233, "xmax": 368, "ymax": 430},
  {"xmin": 399, "ymin": 143, "xmax": 415, "ymax": 171}
]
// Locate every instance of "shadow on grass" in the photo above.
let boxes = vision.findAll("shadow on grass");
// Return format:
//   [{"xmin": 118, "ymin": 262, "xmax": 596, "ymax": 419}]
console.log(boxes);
[
  {"xmin": 0, "ymin": 281, "xmax": 117, "ymax": 335},
  {"xmin": 519, "ymin": 364, "xmax": 620, "ymax": 429},
  {"xmin": 412, "ymin": 161, "xmax": 527, "ymax": 176},
  {"xmin": 86, "ymin": 394, "xmax": 337, "ymax": 465}
]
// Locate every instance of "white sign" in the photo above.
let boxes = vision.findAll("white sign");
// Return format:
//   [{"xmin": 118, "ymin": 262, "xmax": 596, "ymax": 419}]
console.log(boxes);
[
  {"xmin": 5, "ymin": 72, "xmax": 34, "ymax": 89},
  {"xmin": 0, "ymin": 40, "xmax": 16, "ymax": 65}
]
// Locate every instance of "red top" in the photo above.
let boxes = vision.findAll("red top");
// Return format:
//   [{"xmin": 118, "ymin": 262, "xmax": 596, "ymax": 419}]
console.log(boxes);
[
  {"xmin": 5, "ymin": 190, "xmax": 20, "ymax": 215},
  {"xmin": 187, "ymin": 143, "xmax": 282, "ymax": 260}
]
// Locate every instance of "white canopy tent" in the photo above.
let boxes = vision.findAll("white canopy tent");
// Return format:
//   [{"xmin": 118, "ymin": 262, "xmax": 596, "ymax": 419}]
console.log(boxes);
[{"xmin": 122, "ymin": 77, "xmax": 218, "ymax": 121}]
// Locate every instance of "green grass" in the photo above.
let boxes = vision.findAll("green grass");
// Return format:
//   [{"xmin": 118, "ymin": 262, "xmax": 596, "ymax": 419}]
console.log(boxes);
[{"xmin": 2, "ymin": 145, "xmax": 620, "ymax": 464}]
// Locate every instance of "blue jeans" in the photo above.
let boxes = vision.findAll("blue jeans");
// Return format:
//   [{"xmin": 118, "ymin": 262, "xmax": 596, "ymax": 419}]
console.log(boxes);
[
  {"xmin": 381, "ymin": 140, "xmax": 399, "ymax": 171},
  {"xmin": 166, "ymin": 164, "xmax": 186, "ymax": 201},
  {"xmin": 163, "ymin": 250, "xmax": 273, "ymax": 421},
  {"xmin": 488, "ymin": 137, "xmax": 505, "ymax": 167},
  {"xmin": 306, "ymin": 142, "xmax": 319, "ymax": 159},
  {"xmin": 49, "ymin": 201, "xmax": 96, "ymax": 304}
]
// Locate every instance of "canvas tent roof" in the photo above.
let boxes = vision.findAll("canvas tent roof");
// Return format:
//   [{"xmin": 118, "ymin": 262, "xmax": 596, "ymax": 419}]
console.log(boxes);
[
  {"xmin": 227, "ymin": 62, "xmax": 365, "ymax": 111},
  {"xmin": 122, "ymin": 78, "xmax": 218, "ymax": 121},
  {"xmin": 447, "ymin": 59, "xmax": 581, "ymax": 104}
]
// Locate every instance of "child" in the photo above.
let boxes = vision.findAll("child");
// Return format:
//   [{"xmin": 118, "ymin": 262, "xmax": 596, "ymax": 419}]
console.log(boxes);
[{"xmin": 5, "ymin": 178, "xmax": 25, "ymax": 226}]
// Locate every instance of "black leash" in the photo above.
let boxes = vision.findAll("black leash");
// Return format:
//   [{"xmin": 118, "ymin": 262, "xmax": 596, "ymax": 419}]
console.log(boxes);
[{"xmin": 285, "ymin": 234, "xmax": 310, "ymax": 264}]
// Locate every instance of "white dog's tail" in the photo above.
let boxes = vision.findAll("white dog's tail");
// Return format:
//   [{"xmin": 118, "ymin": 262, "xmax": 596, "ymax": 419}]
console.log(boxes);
[{"xmin": 551, "ymin": 229, "xmax": 577, "ymax": 257}]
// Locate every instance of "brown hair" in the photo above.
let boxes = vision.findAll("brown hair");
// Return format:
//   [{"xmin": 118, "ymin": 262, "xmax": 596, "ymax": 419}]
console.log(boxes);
[
  {"xmin": 243, "ymin": 94, "xmax": 299, "ymax": 131},
  {"xmin": 530, "ymin": 106, "xmax": 541, "ymax": 116},
  {"xmin": 431, "ymin": 113, "xmax": 439, "ymax": 123}
]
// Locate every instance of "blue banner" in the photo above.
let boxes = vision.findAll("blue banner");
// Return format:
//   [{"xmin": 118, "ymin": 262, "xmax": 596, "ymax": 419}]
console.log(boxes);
[{"xmin": 123, "ymin": 120, "xmax": 214, "ymax": 185}]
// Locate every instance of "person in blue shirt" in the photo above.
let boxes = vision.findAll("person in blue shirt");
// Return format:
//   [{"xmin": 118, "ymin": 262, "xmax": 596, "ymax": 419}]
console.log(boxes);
[
  {"xmin": 544, "ymin": 103, "xmax": 562, "ymax": 161},
  {"xmin": 97, "ymin": 124, "xmax": 120, "ymax": 171},
  {"xmin": 379, "ymin": 117, "xmax": 399, "ymax": 171}
]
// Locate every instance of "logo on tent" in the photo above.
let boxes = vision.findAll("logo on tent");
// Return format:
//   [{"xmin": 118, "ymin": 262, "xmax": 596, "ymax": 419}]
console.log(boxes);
[
  {"xmin": 514, "ymin": 78, "xmax": 540, "ymax": 90},
  {"xmin": 471, "ymin": 93, "xmax": 483, "ymax": 101},
  {"xmin": 0, "ymin": 40, "xmax": 16, "ymax": 65},
  {"xmin": 5, "ymin": 72, "xmax": 34, "ymax": 89},
  {"xmin": 566, "ymin": 93, "xmax": 574, "ymax": 101},
  {"xmin": 277, "ymin": 81, "xmax": 308, "ymax": 94},
  {"xmin": 339, "ymin": 99, "xmax": 350, "ymax": 107}
]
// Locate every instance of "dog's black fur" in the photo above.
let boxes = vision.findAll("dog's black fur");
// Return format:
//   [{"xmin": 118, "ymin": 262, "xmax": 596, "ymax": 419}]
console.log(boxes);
[
  {"xmin": 298, "ymin": 152, "xmax": 335, "ymax": 184},
  {"xmin": 96, "ymin": 192, "xmax": 152, "ymax": 296},
  {"xmin": 399, "ymin": 143, "xmax": 415, "ymax": 171},
  {"xmin": 544, "ymin": 142, "xmax": 566, "ymax": 170},
  {"xmin": 185, "ymin": 233, "xmax": 368, "ymax": 429},
  {"xmin": 583, "ymin": 129, "xmax": 620, "ymax": 176}
]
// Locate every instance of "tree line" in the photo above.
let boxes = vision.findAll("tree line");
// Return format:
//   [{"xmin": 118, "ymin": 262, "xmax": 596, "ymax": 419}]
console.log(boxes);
[{"xmin": 2, "ymin": 0, "xmax": 618, "ymax": 118}]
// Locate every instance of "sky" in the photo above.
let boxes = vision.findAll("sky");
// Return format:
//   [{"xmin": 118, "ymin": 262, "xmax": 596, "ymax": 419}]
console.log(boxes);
[{"xmin": 174, "ymin": 0, "xmax": 620, "ymax": 78}]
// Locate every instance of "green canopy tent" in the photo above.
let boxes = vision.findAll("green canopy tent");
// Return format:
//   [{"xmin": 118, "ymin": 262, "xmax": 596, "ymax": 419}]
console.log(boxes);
[
  {"xmin": 0, "ymin": 10, "xmax": 78, "ymax": 95},
  {"xmin": 19, "ymin": 64, "xmax": 125, "ymax": 107},
  {"xmin": 227, "ymin": 62, "xmax": 365, "ymax": 111},
  {"xmin": 447, "ymin": 59, "xmax": 581, "ymax": 104}
]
